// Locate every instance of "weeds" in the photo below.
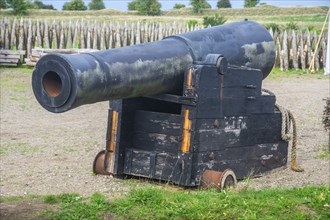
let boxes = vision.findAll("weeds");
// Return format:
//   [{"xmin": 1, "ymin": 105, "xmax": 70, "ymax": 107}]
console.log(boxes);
[
  {"xmin": 187, "ymin": 19, "xmax": 198, "ymax": 29},
  {"xmin": 316, "ymin": 144, "xmax": 330, "ymax": 159}
]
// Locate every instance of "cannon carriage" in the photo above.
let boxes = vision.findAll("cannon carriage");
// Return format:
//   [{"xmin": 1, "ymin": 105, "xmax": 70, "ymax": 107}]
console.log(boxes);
[{"xmin": 32, "ymin": 21, "xmax": 288, "ymax": 189}]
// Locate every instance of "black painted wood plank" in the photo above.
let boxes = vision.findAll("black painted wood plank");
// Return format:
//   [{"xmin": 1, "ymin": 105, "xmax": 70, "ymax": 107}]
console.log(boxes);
[
  {"xmin": 223, "ymin": 68, "xmax": 262, "ymax": 88},
  {"xmin": 134, "ymin": 110, "xmax": 182, "ymax": 136},
  {"xmin": 193, "ymin": 142, "xmax": 288, "ymax": 162},
  {"xmin": 154, "ymin": 152, "xmax": 180, "ymax": 180},
  {"xmin": 191, "ymin": 141, "xmax": 288, "ymax": 181},
  {"xmin": 196, "ymin": 126, "xmax": 282, "ymax": 151},
  {"xmin": 198, "ymin": 66, "xmax": 221, "ymax": 89},
  {"xmin": 223, "ymin": 87, "xmax": 261, "ymax": 99},
  {"xmin": 127, "ymin": 149, "xmax": 151, "ymax": 177},
  {"xmin": 195, "ymin": 116, "xmax": 248, "ymax": 130},
  {"xmin": 133, "ymin": 131, "xmax": 180, "ymax": 153},
  {"xmin": 196, "ymin": 98, "xmax": 222, "ymax": 119}
]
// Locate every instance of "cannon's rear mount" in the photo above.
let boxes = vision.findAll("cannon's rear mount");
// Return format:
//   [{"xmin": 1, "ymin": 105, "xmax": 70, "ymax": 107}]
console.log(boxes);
[{"xmin": 93, "ymin": 55, "xmax": 288, "ymax": 189}]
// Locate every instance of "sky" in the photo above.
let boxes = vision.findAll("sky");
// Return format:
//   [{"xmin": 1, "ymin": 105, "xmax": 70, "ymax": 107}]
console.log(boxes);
[{"xmin": 42, "ymin": 0, "xmax": 330, "ymax": 11}]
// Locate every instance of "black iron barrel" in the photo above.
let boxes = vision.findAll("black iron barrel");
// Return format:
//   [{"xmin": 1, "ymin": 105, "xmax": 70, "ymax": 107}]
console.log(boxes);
[{"xmin": 32, "ymin": 20, "xmax": 275, "ymax": 113}]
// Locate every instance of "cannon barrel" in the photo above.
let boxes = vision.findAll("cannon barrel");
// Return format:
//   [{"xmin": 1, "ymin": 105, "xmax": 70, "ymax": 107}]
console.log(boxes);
[{"xmin": 32, "ymin": 20, "xmax": 275, "ymax": 113}]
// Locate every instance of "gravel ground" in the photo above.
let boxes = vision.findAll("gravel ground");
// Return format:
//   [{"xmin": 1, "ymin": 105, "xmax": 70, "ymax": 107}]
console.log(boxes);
[{"xmin": 0, "ymin": 68, "xmax": 329, "ymax": 197}]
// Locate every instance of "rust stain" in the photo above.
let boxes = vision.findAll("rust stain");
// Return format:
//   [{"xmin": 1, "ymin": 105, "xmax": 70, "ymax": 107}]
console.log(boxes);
[{"xmin": 200, "ymin": 169, "xmax": 237, "ymax": 189}]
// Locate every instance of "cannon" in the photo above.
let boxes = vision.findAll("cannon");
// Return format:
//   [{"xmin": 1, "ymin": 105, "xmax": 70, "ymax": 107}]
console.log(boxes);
[{"xmin": 32, "ymin": 21, "xmax": 288, "ymax": 189}]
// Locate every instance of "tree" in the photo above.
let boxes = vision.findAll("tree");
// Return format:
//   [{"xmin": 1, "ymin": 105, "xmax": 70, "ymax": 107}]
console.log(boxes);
[
  {"xmin": 173, "ymin": 3, "xmax": 185, "ymax": 9},
  {"xmin": 88, "ymin": 0, "xmax": 105, "ymax": 10},
  {"xmin": 7, "ymin": 0, "xmax": 28, "ymax": 15},
  {"xmin": 26, "ymin": 0, "xmax": 37, "ymax": 9},
  {"xmin": 128, "ymin": 0, "xmax": 161, "ymax": 16},
  {"xmin": 0, "ymin": 0, "xmax": 8, "ymax": 9},
  {"xmin": 244, "ymin": 0, "xmax": 259, "ymax": 8},
  {"xmin": 63, "ymin": 0, "xmax": 87, "ymax": 11},
  {"xmin": 217, "ymin": 0, "xmax": 231, "ymax": 8},
  {"xmin": 33, "ymin": 0, "xmax": 55, "ymax": 10},
  {"xmin": 190, "ymin": 0, "xmax": 211, "ymax": 14},
  {"xmin": 128, "ymin": 0, "xmax": 138, "ymax": 10}
]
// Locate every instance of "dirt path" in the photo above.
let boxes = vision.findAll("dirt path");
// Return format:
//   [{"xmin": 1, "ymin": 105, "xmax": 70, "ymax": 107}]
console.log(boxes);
[
  {"xmin": 251, "ymin": 74, "xmax": 330, "ymax": 189},
  {"xmin": 0, "ymin": 68, "xmax": 329, "ymax": 198},
  {"xmin": 0, "ymin": 199, "xmax": 51, "ymax": 220}
]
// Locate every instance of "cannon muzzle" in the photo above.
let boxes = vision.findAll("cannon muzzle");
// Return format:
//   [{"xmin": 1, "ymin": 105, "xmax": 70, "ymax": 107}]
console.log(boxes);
[{"xmin": 32, "ymin": 20, "xmax": 275, "ymax": 113}]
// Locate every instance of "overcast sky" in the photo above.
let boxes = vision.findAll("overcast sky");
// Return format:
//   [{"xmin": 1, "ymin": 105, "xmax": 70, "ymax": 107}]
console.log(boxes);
[{"xmin": 43, "ymin": 0, "xmax": 330, "ymax": 11}]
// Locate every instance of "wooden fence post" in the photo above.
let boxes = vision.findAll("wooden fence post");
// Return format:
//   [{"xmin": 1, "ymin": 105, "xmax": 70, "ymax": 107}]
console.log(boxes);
[
  {"xmin": 26, "ymin": 19, "xmax": 32, "ymax": 57},
  {"xmin": 283, "ymin": 31, "xmax": 289, "ymax": 71},
  {"xmin": 299, "ymin": 30, "xmax": 306, "ymax": 70},
  {"xmin": 291, "ymin": 30, "xmax": 298, "ymax": 70},
  {"xmin": 10, "ymin": 18, "xmax": 17, "ymax": 49},
  {"xmin": 305, "ymin": 28, "xmax": 312, "ymax": 71},
  {"xmin": 313, "ymin": 31, "xmax": 320, "ymax": 71},
  {"xmin": 18, "ymin": 18, "xmax": 24, "ymax": 50},
  {"xmin": 322, "ymin": 34, "xmax": 327, "ymax": 69}
]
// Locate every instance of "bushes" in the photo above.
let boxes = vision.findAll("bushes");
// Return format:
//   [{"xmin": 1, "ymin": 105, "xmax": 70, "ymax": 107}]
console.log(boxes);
[
  {"xmin": 203, "ymin": 14, "xmax": 227, "ymax": 27},
  {"xmin": 187, "ymin": 20, "xmax": 198, "ymax": 29},
  {"xmin": 265, "ymin": 23, "xmax": 281, "ymax": 32},
  {"xmin": 217, "ymin": 0, "xmax": 231, "ymax": 8},
  {"xmin": 128, "ymin": 0, "xmax": 161, "ymax": 16},
  {"xmin": 190, "ymin": 0, "xmax": 211, "ymax": 14},
  {"xmin": 88, "ymin": 0, "xmax": 105, "ymax": 10},
  {"xmin": 285, "ymin": 21, "xmax": 299, "ymax": 30},
  {"xmin": 173, "ymin": 3, "xmax": 185, "ymax": 9},
  {"xmin": 63, "ymin": 0, "xmax": 87, "ymax": 11},
  {"xmin": 265, "ymin": 21, "xmax": 299, "ymax": 32}
]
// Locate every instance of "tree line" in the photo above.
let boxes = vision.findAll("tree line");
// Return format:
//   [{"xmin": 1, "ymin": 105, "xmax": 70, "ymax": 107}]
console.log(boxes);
[{"xmin": 0, "ymin": 0, "xmax": 260, "ymax": 16}]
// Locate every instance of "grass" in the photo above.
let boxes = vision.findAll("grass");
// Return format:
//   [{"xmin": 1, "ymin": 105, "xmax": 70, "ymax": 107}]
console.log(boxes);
[
  {"xmin": 108, "ymin": 186, "xmax": 330, "ymax": 219},
  {"xmin": 0, "ymin": 66, "xmax": 32, "ymax": 104},
  {"xmin": 0, "ymin": 65, "xmax": 33, "ymax": 74},
  {"xmin": 0, "ymin": 142, "xmax": 38, "ymax": 156},
  {"xmin": 266, "ymin": 68, "xmax": 328, "ymax": 80},
  {"xmin": 41, "ymin": 193, "xmax": 108, "ymax": 220},
  {"xmin": 7, "ymin": 186, "xmax": 323, "ymax": 219},
  {"xmin": 316, "ymin": 143, "xmax": 330, "ymax": 159}
]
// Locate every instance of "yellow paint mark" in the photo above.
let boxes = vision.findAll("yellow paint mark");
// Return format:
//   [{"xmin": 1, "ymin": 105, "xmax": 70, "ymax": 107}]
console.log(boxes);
[
  {"xmin": 186, "ymin": 68, "xmax": 193, "ymax": 90},
  {"xmin": 107, "ymin": 110, "xmax": 119, "ymax": 174},
  {"xmin": 109, "ymin": 110, "xmax": 119, "ymax": 153},
  {"xmin": 181, "ymin": 109, "xmax": 192, "ymax": 153}
]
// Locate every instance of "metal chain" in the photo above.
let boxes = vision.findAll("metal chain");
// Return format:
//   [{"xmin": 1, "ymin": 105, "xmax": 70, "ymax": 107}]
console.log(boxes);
[{"xmin": 262, "ymin": 89, "xmax": 304, "ymax": 172}]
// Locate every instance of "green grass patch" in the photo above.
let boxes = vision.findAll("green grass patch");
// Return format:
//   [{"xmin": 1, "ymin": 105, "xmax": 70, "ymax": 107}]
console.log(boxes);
[
  {"xmin": 42, "ymin": 193, "xmax": 81, "ymax": 205},
  {"xmin": 316, "ymin": 144, "xmax": 330, "ymax": 159},
  {"xmin": 0, "ymin": 66, "xmax": 33, "ymax": 104},
  {"xmin": 36, "ymin": 186, "xmax": 330, "ymax": 220},
  {"xmin": 41, "ymin": 193, "xmax": 108, "ymax": 220},
  {"xmin": 0, "ymin": 195, "xmax": 40, "ymax": 203},
  {"xmin": 0, "ymin": 65, "xmax": 33, "ymax": 74},
  {"xmin": 0, "ymin": 142, "xmax": 38, "ymax": 156},
  {"xmin": 108, "ymin": 186, "xmax": 330, "ymax": 219},
  {"xmin": 262, "ymin": 15, "xmax": 326, "ymax": 23},
  {"xmin": 267, "ymin": 68, "xmax": 327, "ymax": 80}
]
